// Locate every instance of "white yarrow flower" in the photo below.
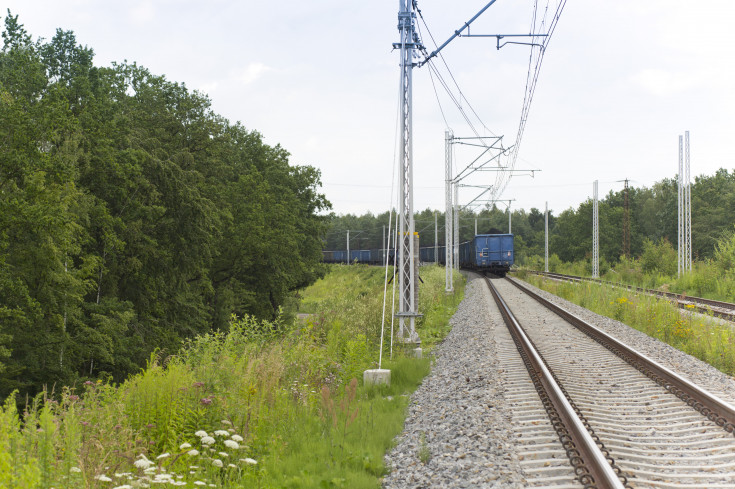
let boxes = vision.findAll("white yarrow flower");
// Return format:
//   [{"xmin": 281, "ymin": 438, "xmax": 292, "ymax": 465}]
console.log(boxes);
[
  {"xmin": 95, "ymin": 475, "xmax": 113, "ymax": 482},
  {"xmin": 194, "ymin": 482, "xmax": 206, "ymax": 486},
  {"xmin": 230, "ymin": 435, "xmax": 243, "ymax": 442},
  {"xmin": 224, "ymin": 440, "xmax": 239, "ymax": 449},
  {"xmin": 241, "ymin": 458, "xmax": 258, "ymax": 465},
  {"xmin": 218, "ymin": 452, "xmax": 229, "ymax": 458},
  {"xmin": 228, "ymin": 464, "xmax": 237, "ymax": 468},
  {"xmin": 213, "ymin": 430, "xmax": 229, "ymax": 437},
  {"xmin": 200, "ymin": 436, "xmax": 215, "ymax": 446},
  {"xmin": 112, "ymin": 486, "xmax": 133, "ymax": 489},
  {"xmin": 179, "ymin": 442, "xmax": 192, "ymax": 450},
  {"xmin": 70, "ymin": 467, "xmax": 82, "ymax": 473},
  {"xmin": 220, "ymin": 419, "xmax": 232, "ymax": 425},
  {"xmin": 187, "ymin": 449, "xmax": 200, "ymax": 456},
  {"xmin": 156, "ymin": 453, "xmax": 170, "ymax": 460},
  {"xmin": 212, "ymin": 459, "xmax": 224, "ymax": 468},
  {"xmin": 194, "ymin": 430, "xmax": 208, "ymax": 438}
]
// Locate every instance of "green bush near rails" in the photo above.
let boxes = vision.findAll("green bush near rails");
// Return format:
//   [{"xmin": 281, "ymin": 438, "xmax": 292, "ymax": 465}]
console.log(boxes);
[
  {"xmin": 0, "ymin": 263, "xmax": 465, "ymax": 488},
  {"xmin": 525, "ymin": 275, "xmax": 735, "ymax": 376}
]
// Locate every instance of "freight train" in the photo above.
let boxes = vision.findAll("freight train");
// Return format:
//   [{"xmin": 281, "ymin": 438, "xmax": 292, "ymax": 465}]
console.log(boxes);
[{"xmin": 322, "ymin": 233, "xmax": 514, "ymax": 277}]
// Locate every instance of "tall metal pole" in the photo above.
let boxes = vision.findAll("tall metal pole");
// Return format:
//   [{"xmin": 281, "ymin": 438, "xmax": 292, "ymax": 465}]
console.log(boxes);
[
  {"xmin": 592, "ymin": 180, "xmax": 599, "ymax": 278},
  {"xmin": 445, "ymin": 131, "xmax": 454, "ymax": 291},
  {"xmin": 347, "ymin": 230, "xmax": 350, "ymax": 264},
  {"xmin": 474, "ymin": 218, "xmax": 478, "ymax": 235},
  {"xmin": 684, "ymin": 131, "xmax": 692, "ymax": 272},
  {"xmin": 678, "ymin": 135, "xmax": 683, "ymax": 277},
  {"xmin": 397, "ymin": 0, "xmax": 419, "ymax": 343},
  {"xmin": 544, "ymin": 202, "xmax": 549, "ymax": 272},
  {"xmin": 434, "ymin": 212, "xmax": 438, "ymax": 264},
  {"xmin": 508, "ymin": 201, "xmax": 512, "ymax": 234},
  {"xmin": 383, "ymin": 225, "xmax": 386, "ymax": 265},
  {"xmin": 453, "ymin": 182, "xmax": 459, "ymax": 270}
]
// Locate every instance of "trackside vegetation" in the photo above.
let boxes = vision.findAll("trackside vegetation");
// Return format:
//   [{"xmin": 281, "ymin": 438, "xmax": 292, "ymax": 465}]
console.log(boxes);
[
  {"xmin": 0, "ymin": 264, "xmax": 465, "ymax": 488},
  {"xmin": 518, "ymin": 272, "xmax": 735, "ymax": 376}
]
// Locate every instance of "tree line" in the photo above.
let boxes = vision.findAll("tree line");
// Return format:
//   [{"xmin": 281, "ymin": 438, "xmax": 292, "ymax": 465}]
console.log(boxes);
[
  {"xmin": 325, "ymin": 169, "xmax": 735, "ymax": 267},
  {"xmin": 0, "ymin": 12, "xmax": 329, "ymax": 399}
]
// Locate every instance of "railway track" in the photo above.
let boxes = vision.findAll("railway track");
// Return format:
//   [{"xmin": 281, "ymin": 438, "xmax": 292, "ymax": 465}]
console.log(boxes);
[
  {"xmin": 527, "ymin": 270, "xmax": 735, "ymax": 322},
  {"xmin": 486, "ymin": 274, "xmax": 735, "ymax": 488}
]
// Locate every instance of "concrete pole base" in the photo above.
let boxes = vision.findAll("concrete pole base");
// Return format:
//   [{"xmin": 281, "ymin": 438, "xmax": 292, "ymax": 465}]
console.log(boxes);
[
  {"xmin": 363, "ymin": 369, "xmax": 391, "ymax": 386},
  {"xmin": 413, "ymin": 347, "xmax": 423, "ymax": 359}
]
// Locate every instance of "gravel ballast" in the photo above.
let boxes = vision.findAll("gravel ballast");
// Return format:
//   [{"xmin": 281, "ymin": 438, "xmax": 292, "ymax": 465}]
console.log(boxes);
[{"xmin": 383, "ymin": 273, "xmax": 735, "ymax": 488}]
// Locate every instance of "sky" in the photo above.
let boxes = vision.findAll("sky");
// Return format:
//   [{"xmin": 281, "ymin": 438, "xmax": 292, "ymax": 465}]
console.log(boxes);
[{"xmin": 5, "ymin": 1, "xmax": 735, "ymax": 217}]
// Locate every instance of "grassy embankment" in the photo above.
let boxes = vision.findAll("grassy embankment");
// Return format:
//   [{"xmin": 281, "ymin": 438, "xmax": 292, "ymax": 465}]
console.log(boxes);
[
  {"xmin": 517, "ymin": 270, "xmax": 735, "ymax": 376},
  {"xmin": 0, "ymin": 264, "xmax": 464, "ymax": 489}
]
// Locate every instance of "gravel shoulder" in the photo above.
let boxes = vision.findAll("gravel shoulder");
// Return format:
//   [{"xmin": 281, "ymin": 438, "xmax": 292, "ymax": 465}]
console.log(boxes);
[{"xmin": 383, "ymin": 274, "xmax": 527, "ymax": 489}]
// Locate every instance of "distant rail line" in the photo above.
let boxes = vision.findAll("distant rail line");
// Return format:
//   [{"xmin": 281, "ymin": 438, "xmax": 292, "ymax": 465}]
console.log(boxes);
[
  {"xmin": 485, "ymin": 274, "xmax": 735, "ymax": 488},
  {"xmin": 525, "ymin": 270, "xmax": 735, "ymax": 323}
]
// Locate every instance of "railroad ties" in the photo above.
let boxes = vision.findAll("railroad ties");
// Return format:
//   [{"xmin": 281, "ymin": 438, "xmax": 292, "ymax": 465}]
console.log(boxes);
[{"xmin": 488, "ymin": 274, "xmax": 735, "ymax": 488}]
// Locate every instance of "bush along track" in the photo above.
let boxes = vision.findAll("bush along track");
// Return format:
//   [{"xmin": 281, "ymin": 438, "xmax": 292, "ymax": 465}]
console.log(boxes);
[
  {"xmin": 0, "ymin": 264, "xmax": 464, "ymax": 488},
  {"xmin": 521, "ymin": 272, "xmax": 735, "ymax": 377}
]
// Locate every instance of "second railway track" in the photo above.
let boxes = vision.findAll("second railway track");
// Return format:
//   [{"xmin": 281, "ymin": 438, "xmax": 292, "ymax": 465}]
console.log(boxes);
[{"xmin": 487, "ymin": 274, "xmax": 735, "ymax": 488}]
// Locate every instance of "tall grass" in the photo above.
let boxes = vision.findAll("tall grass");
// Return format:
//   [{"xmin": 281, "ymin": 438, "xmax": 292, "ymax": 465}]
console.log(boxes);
[
  {"xmin": 0, "ymin": 264, "xmax": 465, "ymax": 488},
  {"xmin": 524, "ymin": 274, "xmax": 735, "ymax": 376}
]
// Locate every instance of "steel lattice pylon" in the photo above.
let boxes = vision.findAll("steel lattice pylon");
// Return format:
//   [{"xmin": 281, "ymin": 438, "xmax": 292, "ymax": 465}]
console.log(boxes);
[
  {"xmin": 396, "ymin": 0, "xmax": 420, "ymax": 343},
  {"xmin": 678, "ymin": 132, "xmax": 692, "ymax": 276}
]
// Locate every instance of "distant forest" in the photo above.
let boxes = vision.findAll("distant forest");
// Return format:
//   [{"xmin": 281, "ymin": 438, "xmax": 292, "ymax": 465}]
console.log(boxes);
[
  {"xmin": 0, "ymin": 13, "xmax": 329, "ymax": 398},
  {"xmin": 324, "ymin": 169, "xmax": 735, "ymax": 265}
]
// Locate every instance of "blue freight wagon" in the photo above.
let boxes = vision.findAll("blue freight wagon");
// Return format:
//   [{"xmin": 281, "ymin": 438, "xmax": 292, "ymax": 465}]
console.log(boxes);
[{"xmin": 464, "ymin": 234, "xmax": 514, "ymax": 276}]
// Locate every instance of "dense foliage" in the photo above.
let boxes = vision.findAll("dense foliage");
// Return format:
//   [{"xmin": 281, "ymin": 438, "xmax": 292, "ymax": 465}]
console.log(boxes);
[
  {"xmin": 325, "ymin": 170, "xmax": 735, "ymax": 267},
  {"xmin": 0, "ymin": 13, "xmax": 329, "ymax": 398}
]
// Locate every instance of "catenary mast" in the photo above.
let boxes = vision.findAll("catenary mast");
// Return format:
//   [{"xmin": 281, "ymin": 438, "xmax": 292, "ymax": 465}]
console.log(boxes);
[{"xmin": 395, "ymin": 0, "xmax": 420, "ymax": 344}]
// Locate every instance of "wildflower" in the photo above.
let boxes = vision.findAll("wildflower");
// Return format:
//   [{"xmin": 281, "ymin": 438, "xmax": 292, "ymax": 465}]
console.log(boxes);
[
  {"xmin": 114, "ymin": 473, "xmax": 131, "ymax": 478},
  {"xmin": 218, "ymin": 452, "xmax": 229, "ymax": 457},
  {"xmin": 69, "ymin": 395, "xmax": 80, "ymax": 401},
  {"xmin": 214, "ymin": 430, "xmax": 229, "ymax": 437},
  {"xmin": 146, "ymin": 423, "xmax": 156, "ymax": 429},
  {"xmin": 179, "ymin": 442, "xmax": 192, "ymax": 450},
  {"xmin": 194, "ymin": 431, "xmax": 208, "ymax": 438},
  {"xmin": 154, "ymin": 474, "xmax": 173, "ymax": 481},
  {"xmin": 95, "ymin": 475, "xmax": 113, "ymax": 482},
  {"xmin": 194, "ymin": 481, "xmax": 206, "ymax": 486},
  {"xmin": 70, "ymin": 467, "xmax": 82, "ymax": 473},
  {"xmin": 220, "ymin": 420, "xmax": 231, "ymax": 425},
  {"xmin": 212, "ymin": 459, "xmax": 224, "ymax": 468},
  {"xmin": 156, "ymin": 453, "xmax": 170, "ymax": 460},
  {"xmin": 193, "ymin": 382, "xmax": 205, "ymax": 388},
  {"xmin": 200, "ymin": 397, "xmax": 213, "ymax": 405},
  {"xmin": 241, "ymin": 458, "xmax": 258, "ymax": 465},
  {"xmin": 224, "ymin": 440, "xmax": 239, "ymax": 449},
  {"xmin": 228, "ymin": 464, "xmax": 237, "ymax": 468},
  {"xmin": 113, "ymin": 486, "xmax": 133, "ymax": 489},
  {"xmin": 85, "ymin": 381, "xmax": 95, "ymax": 386},
  {"xmin": 134, "ymin": 457, "xmax": 153, "ymax": 470},
  {"xmin": 187, "ymin": 449, "xmax": 200, "ymax": 456},
  {"xmin": 144, "ymin": 467, "xmax": 157, "ymax": 475},
  {"xmin": 201, "ymin": 436, "xmax": 215, "ymax": 446},
  {"xmin": 231, "ymin": 434, "xmax": 243, "ymax": 442}
]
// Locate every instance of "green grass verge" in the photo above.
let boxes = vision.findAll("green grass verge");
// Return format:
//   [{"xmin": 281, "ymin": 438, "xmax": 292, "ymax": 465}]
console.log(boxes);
[
  {"xmin": 521, "ymin": 272, "xmax": 735, "ymax": 376},
  {"xmin": 0, "ymin": 264, "xmax": 464, "ymax": 488}
]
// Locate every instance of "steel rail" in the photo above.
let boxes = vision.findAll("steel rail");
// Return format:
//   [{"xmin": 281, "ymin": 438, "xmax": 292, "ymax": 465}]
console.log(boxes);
[
  {"xmin": 506, "ymin": 276, "xmax": 735, "ymax": 434},
  {"xmin": 484, "ymin": 276, "xmax": 626, "ymax": 489},
  {"xmin": 529, "ymin": 270, "xmax": 735, "ymax": 322}
]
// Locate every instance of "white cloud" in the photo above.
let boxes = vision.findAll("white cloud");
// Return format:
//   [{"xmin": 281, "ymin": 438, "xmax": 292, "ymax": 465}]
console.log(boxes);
[
  {"xmin": 236, "ymin": 63, "xmax": 272, "ymax": 85},
  {"xmin": 629, "ymin": 69, "xmax": 700, "ymax": 97},
  {"xmin": 130, "ymin": 2, "xmax": 155, "ymax": 24}
]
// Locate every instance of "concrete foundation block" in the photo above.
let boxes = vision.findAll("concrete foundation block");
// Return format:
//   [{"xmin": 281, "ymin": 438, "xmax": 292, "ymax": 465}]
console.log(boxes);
[
  {"xmin": 363, "ymin": 369, "xmax": 391, "ymax": 386},
  {"xmin": 413, "ymin": 347, "xmax": 423, "ymax": 359}
]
